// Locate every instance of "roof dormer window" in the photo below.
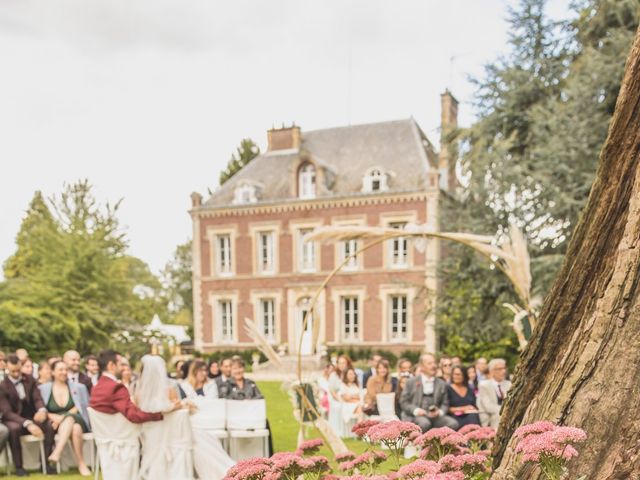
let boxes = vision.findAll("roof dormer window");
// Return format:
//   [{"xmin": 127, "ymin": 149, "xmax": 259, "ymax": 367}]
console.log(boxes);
[
  {"xmin": 233, "ymin": 182, "xmax": 258, "ymax": 204},
  {"xmin": 362, "ymin": 167, "xmax": 389, "ymax": 193},
  {"xmin": 298, "ymin": 162, "xmax": 316, "ymax": 199}
]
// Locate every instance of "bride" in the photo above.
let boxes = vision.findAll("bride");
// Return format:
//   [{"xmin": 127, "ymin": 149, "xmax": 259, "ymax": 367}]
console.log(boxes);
[{"xmin": 135, "ymin": 355, "xmax": 194, "ymax": 480}]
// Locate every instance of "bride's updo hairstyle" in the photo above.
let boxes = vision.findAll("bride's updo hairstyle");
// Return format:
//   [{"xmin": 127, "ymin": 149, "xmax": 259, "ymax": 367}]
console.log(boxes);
[{"xmin": 135, "ymin": 355, "xmax": 172, "ymax": 413}]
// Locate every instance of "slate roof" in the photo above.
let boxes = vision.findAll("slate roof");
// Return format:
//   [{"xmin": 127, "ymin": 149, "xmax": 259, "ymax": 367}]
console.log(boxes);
[{"xmin": 204, "ymin": 118, "xmax": 437, "ymax": 207}]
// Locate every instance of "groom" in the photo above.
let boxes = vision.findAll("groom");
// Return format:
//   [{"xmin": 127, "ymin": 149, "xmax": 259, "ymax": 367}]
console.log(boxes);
[{"xmin": 90, "ymin": 350, "xmax": 179, "ymax": 422}]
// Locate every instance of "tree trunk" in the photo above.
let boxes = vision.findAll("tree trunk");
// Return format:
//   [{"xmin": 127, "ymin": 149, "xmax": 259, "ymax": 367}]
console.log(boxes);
[{"xmin": 491, "ymin": 26, "xmax": 640, "ymax": 480}]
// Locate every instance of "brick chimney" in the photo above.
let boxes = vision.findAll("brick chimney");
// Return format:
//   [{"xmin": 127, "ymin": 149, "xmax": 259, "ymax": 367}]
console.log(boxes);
[
  {"xmin": 190, "ymin": 191, "xmax": 202, "ymax": 208},
  {"xmin": 267, "ymin": 124, "xmax": 301, "ymax": 151},
  {"xmin": 438, "ymin": 90, "xmax": 458, "ymax": 192}
]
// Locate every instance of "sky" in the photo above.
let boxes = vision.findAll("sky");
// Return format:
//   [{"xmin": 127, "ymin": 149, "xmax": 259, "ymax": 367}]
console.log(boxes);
[{"xmin": 0, "ymin": 0, "xmax": 572, "ymax": 276}]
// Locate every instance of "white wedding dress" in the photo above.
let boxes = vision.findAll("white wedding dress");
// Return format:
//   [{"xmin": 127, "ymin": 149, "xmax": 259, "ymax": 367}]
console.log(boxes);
[
  {"xmin": 136, "ymin": 355, "xmax": 194, "ymax": 480},
  {"xmin": 180, "ymin": 381, "xmax": 235, "ymax": 479}
]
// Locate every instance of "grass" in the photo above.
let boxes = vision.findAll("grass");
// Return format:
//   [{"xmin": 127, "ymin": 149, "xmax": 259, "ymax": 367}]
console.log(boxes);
[{"xmin": 1, "ymin": 381, "xmax": 369, "ymax": 479}]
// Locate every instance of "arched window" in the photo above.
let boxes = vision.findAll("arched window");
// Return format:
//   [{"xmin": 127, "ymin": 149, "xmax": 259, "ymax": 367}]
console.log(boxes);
[
  {"xmin": 298, "ymin": 162, "xmax": 316, "ymax": 199},
  {"xmin": 233, "ymin": 182, "xmax": 258, "ymax": 204},
  {"xmin": 362, "ymin": 167, "xmax": 389, "ymax": 192}
]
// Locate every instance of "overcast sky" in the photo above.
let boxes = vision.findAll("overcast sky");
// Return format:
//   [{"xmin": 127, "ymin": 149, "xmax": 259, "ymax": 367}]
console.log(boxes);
[{"xmin": 0, "ymin": 0, "xmax": 572, "ymax": 276}]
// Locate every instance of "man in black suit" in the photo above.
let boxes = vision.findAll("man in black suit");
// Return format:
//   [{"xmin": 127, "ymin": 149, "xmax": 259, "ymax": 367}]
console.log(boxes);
[
  {"xmin": 0, "ymin": 355, "xmax": 55, "ymax": 476},
  {"xmin": 214, "ymin": 358, "xmax": 232, "ymax": 391},
  {"xmin": 63, "ymin": 350, "xmax": 93, "ymax": 394}
]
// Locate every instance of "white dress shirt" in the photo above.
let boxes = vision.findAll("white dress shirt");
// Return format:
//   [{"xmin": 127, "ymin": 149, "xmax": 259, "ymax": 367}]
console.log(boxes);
[{"xmin": 10, "ymin": 376, "xmax": 26, "ymax": 400}]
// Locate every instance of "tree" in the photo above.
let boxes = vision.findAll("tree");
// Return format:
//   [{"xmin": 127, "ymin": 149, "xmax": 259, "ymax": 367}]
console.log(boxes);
[
  {"xmin": 492, "ymin": 24, "xmax": 640, "ymax": 478},
  {"xmin": 219, "ymin": 138, "xmax": 260, "ymax": 185},
  {"xmin": 161, "ymin": 240, "xmax": 193, "ymax": 326},
  {"xmin": 0, "ymin": 181, "xmax": 162, "ymax": 355}
]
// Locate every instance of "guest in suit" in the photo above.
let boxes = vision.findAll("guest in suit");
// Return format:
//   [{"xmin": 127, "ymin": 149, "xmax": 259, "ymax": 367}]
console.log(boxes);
[
  {"xmin": 215, "ymin": 358, "xmax": 232, "ymax": 390},
  {"xmin": 437, "ymin": 355, "xmax": 453, "ymax": 384},
  {"xmin": 399, "ymin": 353, "xmax": 458, "ymax": 432},
  {"xmin": 63, "ymin": 350, "xmax": 93, "ymax": 395},
  {"xmin": 474, "ymin": 357, "xmax": 489, "ymax": 383},
  {"xmin": 0, "ymin": 354, "xmax": 55, "ymax": 476},
  {"xmin": 89, "ymin": 350, "xmax": 171, "ymax": 423},
  {"xmin": 0, "ymin": 421, "xmax": 7, "ymax": 460},
  {"xmin": 477, "ymin": 358, "xmax": 511, "ymax": 428},
  {"xmin": 395, "ymin": 358, "xmax": 413, "ymax": 417},
  {"xmin": 361, "ymin": 354, "xmax": 382, "ymax": 390},
  {"xmin": 447, "ymin": 365, "xmax": 481, "ymax": 429},
  {"xmin": 363, "ymin": 359, "xmax": 397, "ymax": 416},
  {"xmin": 84, "ymin": 356, "xmax": 100, "ymax": 387},
  {"xmin": 39, "ymin": 360, "xmax": 91, "ymax": 476}
]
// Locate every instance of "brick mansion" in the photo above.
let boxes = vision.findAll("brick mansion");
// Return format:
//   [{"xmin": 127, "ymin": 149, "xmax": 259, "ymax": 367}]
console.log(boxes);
[{"xmin": 189, "ymin": 91, "xmax": 459, "ymax": 355}]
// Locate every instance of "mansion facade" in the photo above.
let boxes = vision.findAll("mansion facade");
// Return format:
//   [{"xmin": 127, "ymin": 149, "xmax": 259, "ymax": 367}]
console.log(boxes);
[{"xmin": 190, "ymin": 91, "xmax": 458, "ymax": 355}]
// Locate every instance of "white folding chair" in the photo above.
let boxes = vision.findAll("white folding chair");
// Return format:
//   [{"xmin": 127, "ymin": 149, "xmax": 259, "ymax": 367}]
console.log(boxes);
[
  {"xmin": 88, "ymin": 407, "xmax": 141, "ymax": 480},
  {"xmin": 376, "ymin": 393, "xmax": 399, "ymax": 421},
  {"xmin": 191, "ymin": 398, "xmax": 228, "ymax": 450},
  {"xmin": 226, "ymin": 399, "xmax": 269, "ymax": 460},
  {"xmin": 52, "ymin": 431, "xmax": 96, "ymax": 474},
  {"xmin": 20, "ymin": 435, "xmax": 47, "ymax": 474}
]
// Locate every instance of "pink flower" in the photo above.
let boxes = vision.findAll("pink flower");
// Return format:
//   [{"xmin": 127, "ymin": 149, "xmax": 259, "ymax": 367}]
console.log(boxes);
[
  {"xmin": 439, "ymin": 453, "xmax": 488, "ymax": 474},
  {"xmin": 397, "ymin": 459, "xmax": 441, "ymax": 478},
  {"xmin": 457, "ymin": 424, "xmax": 481, "ymax": 435},
  {"xmin": 367, "ymin": 420, "xmax": 422, "ymax": 444},
  {"xmin": 513, "ymin": 421, "xmax": 556, "ymax": 439},
  {"xmin": 463, "ymin": 427, "xmax": 496, "ymax": 443},
  {"xmin": 294, "ymin": 438, "xmax": 324, "ymax": 456},
  {"xmin": 351, "ymin": 419, "xmax": 381, "ymax": 438},
  {"xmin": 335, "ymin": 451, "xmax": 356, "ymax": 462},
  {"xmin": 514, "ymin": 424, "xmax": 587, "ymax": 464}
]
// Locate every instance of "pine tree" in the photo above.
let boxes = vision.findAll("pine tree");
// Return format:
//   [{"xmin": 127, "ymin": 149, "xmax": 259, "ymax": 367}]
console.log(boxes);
[{"xmin": 219, "ymin": 138, "xmax": 260, "ymax": 185}]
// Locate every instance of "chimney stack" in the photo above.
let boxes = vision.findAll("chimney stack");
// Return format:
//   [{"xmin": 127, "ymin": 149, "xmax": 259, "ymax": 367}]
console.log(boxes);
[
  {"xmin": 438, "ymin": 90, "xmax": 458, "ymax": 192},
  {"xmin": 267, "ymin": 124, "xmax": 301, "ymax": 152},
  {"xmin": 190, "ymin": 191, "xmax": 202, "ymax": 208}
]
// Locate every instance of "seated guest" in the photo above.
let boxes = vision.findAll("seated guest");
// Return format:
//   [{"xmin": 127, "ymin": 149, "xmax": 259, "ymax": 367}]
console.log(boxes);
[
  {"xmin": 215, "ymin": 358, "xmax": 232, "ymax": 390},
  {"xmin": 317, "ymin": 363, "xmax": 333, "ymax": 418},
  {"xmin": 120, "ymin": 358, "xmax": 134, "ymax": 395},
  {"xmin": 340, "ymin": 368, "xmax": 363, "ymax": 436},
  {"xmin": 437, "ymin": 355, "xmax": 452, "ymax": 383},
  {"xmin": 84, "ymin": 355, "xmax": 100, "ymax": 386},
  {"xmin": 47, "ymin": 356, "xmax": 61, "ymax": 368},
  {"xmin": 221, "ymin": 358, "xmax": 273, "ymax": 455},
  {"xmin": 38, "ymin": 361, "xmax": 52, "ymax": 385},
  {"xmin": 467, "ymin": 365, "xmax": 479, "ymax": 395},
  {"xmin": 399, "ymin": 353, "xmax": 458, "ymax": 432},
  {"xmin": 173, "ymin": 360, "xmax": 185, "ymax": 380},
  {"xmin": 363, "ymin": 359, "xmax": 397, "ymax": 416},
  {"xmin": 20, "ymin": 358, "xmax": 34, "ymax": 379},
  {"xmin": 181, "ymin": 360, "xmax": 219, "ymax": 398},
  {"xmin": 207, "ymin": 360, "xmax": 220, "ymax": 379},
  {"xmin": 220, "ymin": 358, "xmax": 263, "ymax": 400},
  {"xmin": 63, "ymin": 350, "xmax": 93, "ymax": 395},
  {"xmin": 0, "ymin": 351, "xmax": 6, "ymax": 381},
  {"xmin": 395, "ymin": 358, "xmax": 413, "ymax": 417},
  {"xmin": 447, "ymin": 365, "xmax": 481, "ymax": 429},
  {"xmin": 477, "ymin": 358, "xmax": 511, "ymax": 428},
  {"xmin": 15, "ymin": 349, "xmax": 29, "ymax": 364},
  {"xmin": 0, "ymin": 354, "xmax": 55, "ymax": 476},
  {"xmin": 39, "ymin": 361, "xmax": 91, "ymax": 476},
  {"xmin": 475, "ymin": 357, "xmax": 489, "ymax": 382},
  {"xmin": 361, "ymin": 354, "xmax": 382, "ymax": 389}
]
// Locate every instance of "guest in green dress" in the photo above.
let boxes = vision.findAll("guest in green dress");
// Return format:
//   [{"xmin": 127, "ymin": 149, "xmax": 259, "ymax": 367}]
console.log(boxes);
[{"xmin": 38, "ymin": 361, "xmax": 91, "ymax": 477}]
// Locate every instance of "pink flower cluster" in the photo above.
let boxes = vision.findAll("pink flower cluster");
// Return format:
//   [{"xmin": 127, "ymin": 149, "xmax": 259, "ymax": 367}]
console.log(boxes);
[
  {"xmin": 295, "ymin": 438, "xmax": 324, "ymax": 456},
  {"xmin": 351, "ymin": 420, "xmax": 381, "ymax": 439},
  {"xmin": 223, "ymin": 452, "xmax": 330, "ymax": 480},
  {"xmin": 413, "ymin": 427, "xmax": 469, "ymax": 460},
  {"xmin": 514, "ymin": 422, "xmax": 587, "ymax": 463},
  {"xmin": 339, "ymin": 451, "xmax": 387, "ymax": 473},
  {"xmin": 367, "ymin": 420, "xmax": 422, "ymax": 445}
]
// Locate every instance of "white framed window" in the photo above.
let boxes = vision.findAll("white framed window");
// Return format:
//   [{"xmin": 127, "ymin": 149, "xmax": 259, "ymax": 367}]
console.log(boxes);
[
  {"xmin": 298, "ymin": 163, "xmax": 316, "ymax": 199},
  {"xmin": 362, "ymin": 167, "xmax": 389, "ymax": 192},
  {"xmin": 260, "ymin": 298, "xmax": 276, "ymax": 342},
  {"xmin": 233, "ymin": 182, "xmax": 258, "ymax": 204},
  {"xmin": 257, "ymin": 231, "xmax": 275, "ymax": 273},
  {"xmin": 342, "ymin": 296, "xmax": 359, "ymax": 342},
  {"xmin": 389, "ymin": 222, "xmax": 408, "ymax": 267},
  {"xmin": 389, "ymin": 295, "xmax": 407, "ymax": 341},
  {"xmin": 298, "ymin": 228, "xmax": 316, "ymax": 272},
  {"xmin": 341, "ymin": 239, "xmax": 358, "ymax": 270},
  {"xmin": 218, "ymin": 300, "xmax": 234, "ymax": 342},
  {"xmin": 216, "ymin": 234, "xmax": 232, "ymax": 275}
]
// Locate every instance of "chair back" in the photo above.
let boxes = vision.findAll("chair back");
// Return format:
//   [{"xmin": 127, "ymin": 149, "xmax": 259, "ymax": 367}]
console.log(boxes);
[
  {"xmin": 376, "ymin": 393, "xmax": 396, "ymax": 417},
  {"xmin": 226, "ymin": 399, "xmax": 266, "ymax": 430},
  {"xmin": 191, "ymin": 397, "xmax": 227, "ymax": 430}
]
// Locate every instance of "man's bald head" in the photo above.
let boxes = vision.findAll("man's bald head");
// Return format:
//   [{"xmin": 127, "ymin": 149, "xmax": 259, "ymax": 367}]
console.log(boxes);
[{"xmin": 63, "ymin": 350, "xmax": 81, "ymax": 373}]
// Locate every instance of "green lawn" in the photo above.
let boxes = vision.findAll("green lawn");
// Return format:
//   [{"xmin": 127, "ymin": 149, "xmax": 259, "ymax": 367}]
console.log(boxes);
[{"xmin": 1, "ymin": 381, "xmax": 368, "ymax": 479}]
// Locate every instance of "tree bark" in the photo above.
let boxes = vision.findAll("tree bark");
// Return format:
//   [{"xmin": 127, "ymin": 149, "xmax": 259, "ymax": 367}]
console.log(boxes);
[{"xmin": 491, "ymin": 26, "xmax": 640, "ymax": 480}]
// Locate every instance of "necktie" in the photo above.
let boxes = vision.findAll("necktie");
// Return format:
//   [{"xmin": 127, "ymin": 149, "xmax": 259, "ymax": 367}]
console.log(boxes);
[{"xmin": 497, "ymin": 384, "xmax": 504, "ymax": 400}]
